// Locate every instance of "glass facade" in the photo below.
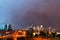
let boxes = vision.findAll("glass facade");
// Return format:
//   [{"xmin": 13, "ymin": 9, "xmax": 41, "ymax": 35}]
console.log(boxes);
[{"xmin": 0, "ymin": 24, "xmax": 10, "ymax": 30}]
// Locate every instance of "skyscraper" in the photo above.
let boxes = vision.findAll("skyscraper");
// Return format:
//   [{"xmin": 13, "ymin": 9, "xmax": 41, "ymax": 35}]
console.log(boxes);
[{"xmin": 40, "ymin": 25, "xmax": 44, "ymax": 31}]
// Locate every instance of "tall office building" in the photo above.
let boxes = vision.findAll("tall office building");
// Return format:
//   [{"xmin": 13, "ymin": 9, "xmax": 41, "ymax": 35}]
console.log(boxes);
[
  {"xmin": 37, "ymin": 26, "xmax": 40, "ymax": 31},
  {"xmin": 40, "ymin": 25, "xmax": 44, "ymax": 31},
  {"xmin": 48, "ymin": 27, "xmax": 52, "ymax": 33},
  {"xmin": 33, "ymin": 26, "xmax": 36, "ymax": 31},
  {"xmin": 52, "ymin": 27, "xmax": 55, "ymax": 33},
  {"xmin": 4, "ymin": 24, "xmax": 12, "ymax": 31}
]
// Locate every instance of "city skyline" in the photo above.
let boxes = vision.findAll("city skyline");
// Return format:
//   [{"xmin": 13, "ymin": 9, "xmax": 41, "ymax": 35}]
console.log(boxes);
[{"xmin": 0, "ymin": 0, "xmax": 60, "ymax": 31}]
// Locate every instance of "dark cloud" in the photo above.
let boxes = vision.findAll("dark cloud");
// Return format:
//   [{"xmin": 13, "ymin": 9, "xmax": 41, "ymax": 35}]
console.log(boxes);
[{"xmin": 0, "ymin": 0, "xmax": 60, "ymax": 31}]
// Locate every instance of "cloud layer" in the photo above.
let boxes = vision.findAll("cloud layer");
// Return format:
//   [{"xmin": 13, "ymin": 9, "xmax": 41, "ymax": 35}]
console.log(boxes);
[{"xmin": 0, "ymin": 0, "xmax": 60, "ymax": 31}]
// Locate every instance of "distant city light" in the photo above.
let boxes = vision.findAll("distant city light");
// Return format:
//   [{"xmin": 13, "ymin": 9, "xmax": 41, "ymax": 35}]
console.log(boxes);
[{"xmin": 57, "ymin": 32, "xmax": 60, "ymax": 34}]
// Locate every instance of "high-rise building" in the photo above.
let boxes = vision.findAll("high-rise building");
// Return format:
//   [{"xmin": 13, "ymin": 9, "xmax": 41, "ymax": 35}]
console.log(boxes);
[
  {"xmin": 33, "ymin": 26, "xmax": 36, "ymax": 31},
  {"xmin": 7, "ymin": 24, "xmax": 12, "ymax": 31},
  {"xmin": 52, "ymin": 27, "xmax": 55, "ymax": 33},
  {"xmin": 0, "ymin": 24, "xmax": 12, "ymax": 31},
  {"xmin": 40, "ymin": 25, "xmax": 44, "ymax": 31},
  {"xmin": 48, "ymin": 27, "xmax": 52, "ymax": 32},
  {"xmin": 37, "ymin": 26, "xmax": 40, "ymax": 31}
]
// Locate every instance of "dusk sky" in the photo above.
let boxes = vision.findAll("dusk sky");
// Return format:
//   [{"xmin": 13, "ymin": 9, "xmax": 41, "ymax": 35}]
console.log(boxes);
[{"xmin": 0, "ymin": 0, "xmax": 60, "ymax": 31}]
